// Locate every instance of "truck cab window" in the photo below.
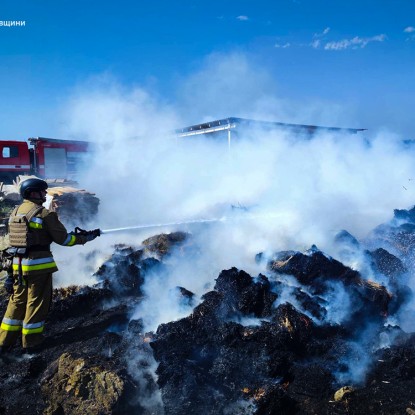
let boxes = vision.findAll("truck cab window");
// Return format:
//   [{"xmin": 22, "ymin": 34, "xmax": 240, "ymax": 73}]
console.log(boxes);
[{"xmin": 2, "ymin": 146, "xmax": 18, "ymax": 158}]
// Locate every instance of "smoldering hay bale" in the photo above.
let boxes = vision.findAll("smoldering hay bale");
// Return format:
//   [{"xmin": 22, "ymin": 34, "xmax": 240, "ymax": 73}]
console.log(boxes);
[
  {"xmin": 150, "ymin": 267, "xmax": 330, "ymax": 414},
  {"xmin": 41, "ymin": 353, "xmax": 126, "ymax": 415},
  {"xmin": 268, "ymin": 245, "xmax": 392, "ymax": 321},
  {"xmin": 46, "ymin": 186, "xmax": 100, "ymax": 226}
]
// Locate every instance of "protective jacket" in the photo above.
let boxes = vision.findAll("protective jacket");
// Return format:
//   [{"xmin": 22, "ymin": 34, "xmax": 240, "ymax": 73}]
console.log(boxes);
[{"xmin": 8, "ymin": 200, "xmax": 88, "ymax": 276}]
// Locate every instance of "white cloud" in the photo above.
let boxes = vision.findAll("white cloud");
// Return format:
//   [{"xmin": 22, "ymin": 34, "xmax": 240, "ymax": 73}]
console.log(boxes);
[
  {"xmin": 274, "ymin": 42, "xmax": 291, "ymax": 48},
  {"xmin": 324, "ymin": 34, "xmax": 387, "ymax": 51},
  {"xmin": 404, "ymin": 26, "xmax": 415, "ymax": 33},
  {"xmin": 236, "ymin": 15, "xmax": 249, "ymax": 21},
  {"xmin": 310, "ymin": 39, "xmax": 321, "ymax": 49},
  {"xmin": 314, "ymin": 27, "xmax": 330, "ymax": 38}
]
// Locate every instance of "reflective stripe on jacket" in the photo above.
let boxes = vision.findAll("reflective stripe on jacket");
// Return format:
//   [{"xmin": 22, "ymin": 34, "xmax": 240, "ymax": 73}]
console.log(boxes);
[
  {"xmin": 62, "ymin": 234, "xmax": 76, "ymax": 246},
  {"xmin": 12, "ymin": 257, "xmax": 57, "ymax": 273}
]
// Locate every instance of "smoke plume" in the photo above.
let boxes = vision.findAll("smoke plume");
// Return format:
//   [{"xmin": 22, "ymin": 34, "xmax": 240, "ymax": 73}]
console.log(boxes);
[{"xmin": 52, "ymin": 54, "xmax": 415, "ymax": 389}]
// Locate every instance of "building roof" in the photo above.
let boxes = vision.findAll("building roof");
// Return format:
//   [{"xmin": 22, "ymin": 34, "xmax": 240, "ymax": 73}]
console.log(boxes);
[{"xmin": 176, "ymin": 117, "xmax": 366, "ymax": 137}]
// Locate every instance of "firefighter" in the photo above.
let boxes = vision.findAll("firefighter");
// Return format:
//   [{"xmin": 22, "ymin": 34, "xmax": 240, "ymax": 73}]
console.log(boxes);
[{"xmin": 0, "ymin": 178, "xmax": 100, "ymax": 355}]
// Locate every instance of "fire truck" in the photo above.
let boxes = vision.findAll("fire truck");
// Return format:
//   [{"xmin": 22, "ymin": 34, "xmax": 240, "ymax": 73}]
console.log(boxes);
[{"xmin": 0, "ymin": 137, "xmax": 91, "ymax": 184}]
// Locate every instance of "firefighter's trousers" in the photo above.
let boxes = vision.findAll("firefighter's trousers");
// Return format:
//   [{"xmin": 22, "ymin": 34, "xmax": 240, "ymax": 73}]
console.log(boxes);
[{"xmin": 0, "ymin": 273, "xmax": 52, "ymax": 349}]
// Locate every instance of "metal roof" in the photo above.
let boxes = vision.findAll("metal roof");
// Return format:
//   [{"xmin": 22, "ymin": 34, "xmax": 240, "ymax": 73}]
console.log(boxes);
[
  {"xmin": 176, "ymin": 117, "xmax": 366, "ymax": 137},
  {"xmin": 28, "ymin": 137, "xmax": 90, "ymax": 146}
]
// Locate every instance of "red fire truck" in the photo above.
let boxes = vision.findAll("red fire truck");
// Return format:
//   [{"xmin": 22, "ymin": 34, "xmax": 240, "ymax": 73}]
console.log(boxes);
[{"xmin": 0, "ymin": 137, "xmax": 91, "ymax": 184}]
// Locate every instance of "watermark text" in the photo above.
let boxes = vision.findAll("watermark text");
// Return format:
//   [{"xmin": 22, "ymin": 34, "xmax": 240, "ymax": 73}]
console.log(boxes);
[{"xmin": 0, "ymin": 21, "xmax": 26, "ymax": 27}]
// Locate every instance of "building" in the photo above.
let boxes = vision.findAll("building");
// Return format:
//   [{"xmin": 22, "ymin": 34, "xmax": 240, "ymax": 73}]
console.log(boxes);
[{"xmin": 176, "ymin": 117, "xmax": 366, "ymax": 149}]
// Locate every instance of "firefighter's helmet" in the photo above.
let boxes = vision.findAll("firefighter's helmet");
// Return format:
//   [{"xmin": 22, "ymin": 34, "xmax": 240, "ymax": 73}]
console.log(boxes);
[{"xmin": 19, "ymin": 178, "xmax": 48, "ymax": 199}]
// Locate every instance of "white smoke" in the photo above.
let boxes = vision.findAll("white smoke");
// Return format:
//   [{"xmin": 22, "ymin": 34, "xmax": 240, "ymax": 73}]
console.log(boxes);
[
  {"xmin": 322, "ymin": 282, "xmax": 352, "ymax": 325},
  {"xmin": 334, "ymin": 339, "xmax": 374, "ymax": 386},
  {"xmin": 53, "ymin": 52, "xmax": 415, "ymax": 321},
  {"xmin": 49, "ymin": 53, "xmax": 415, "ymax": 397}
]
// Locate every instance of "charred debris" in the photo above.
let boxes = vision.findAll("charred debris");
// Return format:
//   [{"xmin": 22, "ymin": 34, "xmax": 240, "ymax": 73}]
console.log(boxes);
[{"xmin": 1, "ymin": 209, "xmax": 415, "ymax": 414}]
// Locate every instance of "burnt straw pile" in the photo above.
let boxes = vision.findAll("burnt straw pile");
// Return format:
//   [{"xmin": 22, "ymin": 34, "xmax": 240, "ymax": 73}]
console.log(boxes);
[{"xmin": 1, "ymin": 211, "xmax": 415, "ymax": 414}]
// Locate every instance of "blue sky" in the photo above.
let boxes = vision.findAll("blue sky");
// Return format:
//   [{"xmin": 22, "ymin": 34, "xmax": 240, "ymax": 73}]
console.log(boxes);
[{"xmin": 0, "ymin": 0, "xmax": 414, "ymax": 139}]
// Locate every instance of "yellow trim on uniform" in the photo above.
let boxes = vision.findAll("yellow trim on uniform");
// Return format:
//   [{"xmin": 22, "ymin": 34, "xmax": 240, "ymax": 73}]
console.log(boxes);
[
  {"xmin": 1, "ymin": 323, "xmax": 22, "ymax": 332},
  {"xmin": 63, "ymin": 234, "xmax": 76, "ymax": 246},
  {"xmin": 22, "ymin": 327, "xmax": 44, "ymax": 335},
  {"xmin": 29, "ymin": 222, "xmax": 43, "ymax": 229},
  {"xmin": 12, "ymin": 262, "xmax": 57, "ymax": 272}
]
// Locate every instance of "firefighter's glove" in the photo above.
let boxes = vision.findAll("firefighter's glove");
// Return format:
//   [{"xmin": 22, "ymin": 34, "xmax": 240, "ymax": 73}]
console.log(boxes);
[
  {"xmin": 73, "ymin": 227, "xmax": 101, "ymax": 243},
  {"xmin": 84, "ymin": 229, "xmax": 101, "ymax": 242},
  {"xmin": 4, "ymin": 274, "xmax": 14, "ymax": 295}
]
